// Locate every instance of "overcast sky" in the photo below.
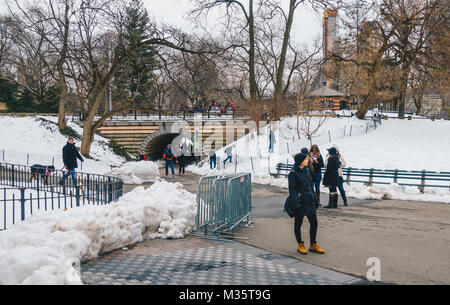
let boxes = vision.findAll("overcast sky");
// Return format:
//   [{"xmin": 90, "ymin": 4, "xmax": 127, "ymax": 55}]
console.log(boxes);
[
  {"xmin": 144, "ymin": 0, "xmax": 323, "ymax": 47},
  {"xmin": 0, "ymin": 0, "xmax": 324, "ymax": 47}
]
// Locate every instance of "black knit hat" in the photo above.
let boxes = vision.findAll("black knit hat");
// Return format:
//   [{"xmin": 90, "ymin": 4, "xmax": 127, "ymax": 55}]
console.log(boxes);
[
  {"xmin": 294, "ymin": 153, "xmax": 308, "ymax": 165},
  {"xmin": 300, "ymin": 147, "xmax": 309, "ymax": 154},
  {"xmin": 327, "ymin": 147, "xmax": 337, "ymax": 155}
]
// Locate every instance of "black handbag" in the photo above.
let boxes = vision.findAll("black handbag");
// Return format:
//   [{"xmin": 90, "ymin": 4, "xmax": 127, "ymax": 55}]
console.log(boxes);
[{"xmin": 284, "ymin": 195, "xmax": 300, "ymax": 218}]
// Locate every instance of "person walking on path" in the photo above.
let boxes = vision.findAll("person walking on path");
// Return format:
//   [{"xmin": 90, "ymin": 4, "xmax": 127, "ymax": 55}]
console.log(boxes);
[
  {"xmin": 209, "ymin": 150, "xmax": 217, "ymax": 169},
  {"xmin": 223, "ymin": 145, "xmax": 233, "ymax": 166},
  {"xmin": 288, "ymin": 153, "xmax": 325, "ymax": 255},
  {"xmin": 269, "ymin": 128, "xmax": 276, "ymax": 153},
  {"xmin": 163, "ymin": 144, "xmax": 177, "ymax": 176},
  {"xmin": 139, "ymin": 150, "xmax": 146, "ymax": 161},
  {"xmin": 323, "ymin": 147, "xmax": 341, "ymax": 208},
  {"xmin": 333, "ymin": 145, "xmax": 348, "ymax": 206},
  {"xmin": 310, "ymin": 144, "xmax": 325, "ymax": 207},
  {"xmin": 178, "ymin": 145, "xmax": 186, "ymax": 175},
  {"xmin": 59, "ymin": 137, "xmax": 84, "ymax": 186}
]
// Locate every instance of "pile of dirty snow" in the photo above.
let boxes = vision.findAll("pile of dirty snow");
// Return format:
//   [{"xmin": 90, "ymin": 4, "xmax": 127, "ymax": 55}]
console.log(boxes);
[
  {"xmin": 107, "ymin": 161, "xmax": 160, "ymax": 184},
  {"xmin": 0, "ymin": 179, "xmax": 197, "ymax": 285}
]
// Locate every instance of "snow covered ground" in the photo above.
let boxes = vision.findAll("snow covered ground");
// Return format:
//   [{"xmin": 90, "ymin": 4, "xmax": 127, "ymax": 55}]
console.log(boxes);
[
  {"xmin": 0, "ymin": 115, "xmax": 128, "ymax": 174},
  {"xmin": 0, "ymin": 179, "xmax": 197, "ymax": 284},
  {"xmin": 188, "ymin": 117, "xmax": 450, "ymax": 204}
]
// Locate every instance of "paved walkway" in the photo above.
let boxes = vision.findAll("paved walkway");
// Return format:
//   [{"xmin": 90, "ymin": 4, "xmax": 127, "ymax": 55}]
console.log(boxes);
[
  {"xmin": 82, "ymin": 170, "xmax": 370, "ymax": 285},
  {"xmin": 85, "ymin": 171, "xmax": 450, "ymax": 285},
  {"xmin": 81, "ymin": 235, "xmax": 364, "ymax": 285}
]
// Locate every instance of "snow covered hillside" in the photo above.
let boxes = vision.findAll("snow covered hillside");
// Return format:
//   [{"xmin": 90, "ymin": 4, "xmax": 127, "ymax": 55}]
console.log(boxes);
[
  {"xmin": 0, "ymin": 115, "xmax": 127, "ymax": 174},
  {"xmin": 188, "ymin": 116, "xmax": 378, "ymax": 177},
  {"xmin": 0, "ymin": 179, "xmax": 197, "ymax": 285},
  {"xmin": 188, "ymin": 116, "xmax": 450, "ymax": 203}
]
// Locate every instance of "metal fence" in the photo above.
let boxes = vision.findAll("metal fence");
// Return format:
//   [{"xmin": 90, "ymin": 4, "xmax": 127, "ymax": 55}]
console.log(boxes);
[
  {"xmin": 195, "ymin": 173, "xmax": 252, "ymax": 241},
  {"xmin": 271, "ymin": 163, "xmax": 450, "ymax": 193},
  {"xmin": 72, "ymin": 109, "xmax": 241, "ymax": 122},
  {"xmin": 0, "ymin": 162, "xmax": 123, "ymax": 230}
]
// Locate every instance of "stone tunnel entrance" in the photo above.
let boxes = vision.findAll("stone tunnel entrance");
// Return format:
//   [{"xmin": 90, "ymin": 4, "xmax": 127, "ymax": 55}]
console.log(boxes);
[
  {"xmin": 146, "ymin": 133, "xmax": 179, "ymax": 161},
  {"xmin": 145, "ymin": 133, "xmax": 196, "ymax": 163}
]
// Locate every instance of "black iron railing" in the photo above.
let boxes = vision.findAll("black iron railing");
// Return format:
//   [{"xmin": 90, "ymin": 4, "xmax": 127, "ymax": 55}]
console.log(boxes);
[{"xmin": 0, "ymin": 162, "xmax": 123, "ymax": 230}]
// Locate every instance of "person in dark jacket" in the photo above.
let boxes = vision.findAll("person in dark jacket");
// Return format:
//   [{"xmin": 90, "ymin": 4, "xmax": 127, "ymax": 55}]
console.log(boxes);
[
  {"xmin": 178, "ymin": 145, "xmax": 186, "ymax": 175},
  {"xmin": 310, "ymin": 144, "xmax": 325, "ymax": 207},
  {"xmin": 59, "ymin": 137, "xmax": 84, "ymax": 186},
  {"xmin": 209, "ymin": 150, "xmax": 217, "ymax": 169},
  {"xmin": 163, "ymin": 144, "xmax": 177, "ymax": 176},
  {"xmin": 288, "ymin": 153, "xmax": 325, "ymax": 255},
  {"xmin": 322, "ymin": 147, "xmax": 341, "ymax": 208}
]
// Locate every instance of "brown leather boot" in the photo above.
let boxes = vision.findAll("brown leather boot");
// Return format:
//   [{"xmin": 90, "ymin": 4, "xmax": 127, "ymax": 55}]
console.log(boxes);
[{"xmin": 316, "ymin": 191, "xmax": 322, "ymax": 207}]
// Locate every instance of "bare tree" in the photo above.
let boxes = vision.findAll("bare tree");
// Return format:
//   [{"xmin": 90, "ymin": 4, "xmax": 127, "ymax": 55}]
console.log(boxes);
[{"xmin": 7, "ymin": 0, "xmax": 75, "ymax": 128}]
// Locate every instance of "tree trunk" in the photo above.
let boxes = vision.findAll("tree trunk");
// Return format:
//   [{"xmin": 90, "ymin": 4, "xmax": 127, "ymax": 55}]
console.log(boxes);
[
  {"xmin": 272, "ymin": 0, "xmax": 296, "ymax": 120},
  {"xmin": 397, "ymin": 68, "xmax": 409, "ymax": 119},
  {"xmin": 57, "ymin": 3, "xmax": 70, "ymax": 130},
  {"xmin": 248, "ymin": 0, "xmax": 257, "ymax": 104},
  {"xmin": 57, "ymin": 79, "xmax": 67, "ymax": 130},
  {"xmin": 355, "ymin": 88, "xmax": 377, "ymax": 119}
]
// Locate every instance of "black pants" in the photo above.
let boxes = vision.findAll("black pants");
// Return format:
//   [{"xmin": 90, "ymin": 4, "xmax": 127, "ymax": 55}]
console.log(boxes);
[
  {"xmin": 294, "ymin": 212, "xmax": 318, "ymax": 244},
  {"xmin": 178, "ymin": 159, "xmax": 185, "ymax": 174}
]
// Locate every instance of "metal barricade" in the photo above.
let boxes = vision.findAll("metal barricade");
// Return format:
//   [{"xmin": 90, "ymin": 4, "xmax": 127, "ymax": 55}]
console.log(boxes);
[{"xmin": 195, "ymin": 173, "xmax": 252, "ymax": 241}]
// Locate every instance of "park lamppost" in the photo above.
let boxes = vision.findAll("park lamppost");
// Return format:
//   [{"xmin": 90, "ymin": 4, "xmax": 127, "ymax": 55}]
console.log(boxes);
[{"xmin": 380, "ymin": 103, "xmax": 383, "ymax": 116}]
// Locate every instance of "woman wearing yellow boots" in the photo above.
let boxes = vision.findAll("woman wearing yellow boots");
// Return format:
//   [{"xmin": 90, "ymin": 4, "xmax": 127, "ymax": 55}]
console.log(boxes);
[{"xmin": 288, "ymin": 153, "xmax": 325, "ymax": 255}]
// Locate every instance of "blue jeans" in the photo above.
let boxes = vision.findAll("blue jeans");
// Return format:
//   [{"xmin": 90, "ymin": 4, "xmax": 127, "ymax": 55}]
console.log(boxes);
[
  {"xmin": 223, "ymin": 156, "xmax": 232, "ymax": 164},
  {"xmin": 314, "ymin": 172, "xmax": 322, "ymax": 193},
  {"xmin": 61, "ymin": 169, "xmax": 77, "ymax": 185},
  {"xmin": 338, "ymin": 176, "xmax": 348, "ymax": 204},
  {"xmin": 210, "ymin": 158, "xmax": 216, "ymax": 169},
  {"xmin": 165, "ymin": 160, "xmax": 175, "ymax": 175}
]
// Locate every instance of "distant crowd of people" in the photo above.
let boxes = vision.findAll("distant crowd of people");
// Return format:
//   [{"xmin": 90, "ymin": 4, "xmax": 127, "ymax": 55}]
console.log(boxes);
[{"xmin": 179, "ymin": 99, "xmax": 236, "ymax": 115}]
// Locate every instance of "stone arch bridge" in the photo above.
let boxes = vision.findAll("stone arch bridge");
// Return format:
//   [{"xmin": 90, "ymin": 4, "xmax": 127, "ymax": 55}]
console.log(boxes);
[{"xmin": 94, "ymin": 119, "xmax": 255, "ymax": 160}]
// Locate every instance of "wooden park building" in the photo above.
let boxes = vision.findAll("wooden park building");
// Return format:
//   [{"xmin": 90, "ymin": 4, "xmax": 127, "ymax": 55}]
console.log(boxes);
[{"xmin": 309, "ymin": 87, "xmax": 349, "ymax": 111}]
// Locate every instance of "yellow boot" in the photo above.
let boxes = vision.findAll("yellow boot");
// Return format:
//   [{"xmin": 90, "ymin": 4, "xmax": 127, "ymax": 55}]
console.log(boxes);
[
  {"xmin": 297, "ymin": 242, "xmax": 307, "ymax": 255},
  {"xmin": 309, "ymin": 243, "xmax": 325, "ymax": 254}
]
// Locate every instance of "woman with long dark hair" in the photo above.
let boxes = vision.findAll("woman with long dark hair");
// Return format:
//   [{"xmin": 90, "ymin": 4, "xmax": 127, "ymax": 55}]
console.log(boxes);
[{"xmin": 310, "ymin": 144, "xmax": 324, "ymax": 207}]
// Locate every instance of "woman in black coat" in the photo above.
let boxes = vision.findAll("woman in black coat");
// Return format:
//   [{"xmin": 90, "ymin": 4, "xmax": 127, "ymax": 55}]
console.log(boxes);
[
  {"xmin": 288, "ymin": 153, "xmax": 325, "ymax": 255},
  {"xmin": 323, "ymin": 147, "xmax": 341, "ymax": 208}
]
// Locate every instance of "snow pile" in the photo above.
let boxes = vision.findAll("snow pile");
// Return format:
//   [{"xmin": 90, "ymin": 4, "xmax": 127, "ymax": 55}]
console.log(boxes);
[
  {"xmin": 0, "ymin": 179, "xmax": 197, "ymax": 285},
  {"xmin": 0, "ymin": 115, "xmax": 127, "ymax": 174},
  {"xmin": 107, "ymin": 161, "xmax": 160, "ymax": 184},
  {"xmin": 346, "ymin": 183, "xmax": 450, "ymax": 203}
]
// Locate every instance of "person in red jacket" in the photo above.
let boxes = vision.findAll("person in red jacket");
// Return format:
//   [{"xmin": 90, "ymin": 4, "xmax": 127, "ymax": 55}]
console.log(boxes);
[
  {"xmin": 163, "ymin": 144, "xmax": 177, "ymax": 176},
  {"xmin": 139, "ymin": 150, "xmax": 146, "ymax": 161}
]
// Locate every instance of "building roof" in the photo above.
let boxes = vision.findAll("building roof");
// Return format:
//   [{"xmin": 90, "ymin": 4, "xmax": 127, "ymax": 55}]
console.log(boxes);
[{"xmin": 309, "ymin": 87, "xmax": 347, "ymax": 97}]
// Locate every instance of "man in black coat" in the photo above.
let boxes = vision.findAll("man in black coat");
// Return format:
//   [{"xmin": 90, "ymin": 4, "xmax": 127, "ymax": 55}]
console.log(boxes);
[
  {"xmin": 323, "ymin": 147, "xmax": 341, "ymax": 208},
  {"xmin": 59, "ymin": 137, "xmax": 84, "ymax": 186}
]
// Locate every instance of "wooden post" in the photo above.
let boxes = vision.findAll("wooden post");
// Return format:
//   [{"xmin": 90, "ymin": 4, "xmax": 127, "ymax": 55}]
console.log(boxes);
[
  {"xmin": 394, "ymin": 169, "xmax": 399, "ymax": 184},
  {"xmin": 419, "ymin": 170, "xmax": 426, "ymax": 193},
  {"xmin": 346, "ymin": 167, "xmax": 352, "ymax": 184},
  {"xmin": 368, "ymin": 168, "xmax": 374, "ymax": 186}
]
